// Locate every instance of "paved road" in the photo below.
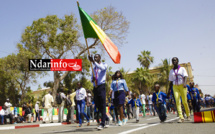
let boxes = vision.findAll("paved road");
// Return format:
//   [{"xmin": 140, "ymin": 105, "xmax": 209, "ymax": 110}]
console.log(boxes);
[{"xmin": 0, "ymin": 113, "xmax": 214, "ymax": 134}]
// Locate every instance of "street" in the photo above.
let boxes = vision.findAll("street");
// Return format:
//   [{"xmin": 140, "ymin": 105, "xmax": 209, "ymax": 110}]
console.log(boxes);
[{"xmin": 0, "ymin": 112, "xmax": 214, "ymax": 134}]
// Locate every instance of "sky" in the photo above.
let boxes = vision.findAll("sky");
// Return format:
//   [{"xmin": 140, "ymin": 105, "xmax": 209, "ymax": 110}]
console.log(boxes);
[{"xmin": 0, "ymin": 0, "xmax": 215, "ymax": 96}]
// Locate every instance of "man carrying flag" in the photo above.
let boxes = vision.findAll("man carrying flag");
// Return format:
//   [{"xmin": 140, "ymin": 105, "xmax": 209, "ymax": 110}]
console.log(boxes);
[
  {"xmin": 88, "ymin": 54, "xmax": 110, "ymax": 130},
  {"xmin": 77, "ymin": 2, "xmax": 121, "ymax": 130}
]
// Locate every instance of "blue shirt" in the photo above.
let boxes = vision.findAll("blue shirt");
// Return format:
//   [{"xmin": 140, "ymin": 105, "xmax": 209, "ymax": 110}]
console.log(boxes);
[
  {"xmin": 14, "ymin": 107, "xmax": 17, "ymax": 116},
  {"xmin": 110, "ymin": 79, "xmax": 129, "ymax": 92},
  {"xmin": 152, "ymin": 91, "xmax": 167, "ymax": 105},
  {"xmin": 128, "ymin": 98, "xmax": 142, "ymax": 108},
  {"xmin": 190, "ymin": 88, "xmax": 200, "ymax": 100},
  {"xmin": 91, "ymin": 62, "xmax": 107, "ymax": 86},
  {"xmin": 187, "ymin": 92, "xmax": 191, "ymax": 100}
]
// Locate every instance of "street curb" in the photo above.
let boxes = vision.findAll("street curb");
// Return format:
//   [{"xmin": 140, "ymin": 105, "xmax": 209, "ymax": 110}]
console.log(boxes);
[
  {"xmin": 0, "ymin": 122, "xmax": 70, "ymax": 130},
  {"xmin": 0, "ymin": 113, "xmax": 149, "ymax": 130}
]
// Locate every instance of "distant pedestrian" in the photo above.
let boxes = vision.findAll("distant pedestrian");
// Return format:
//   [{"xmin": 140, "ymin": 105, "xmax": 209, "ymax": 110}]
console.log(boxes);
[
  {"xmin": 42, "ymin": 91, "xmax": 54, "ymax": 123},
  {"xmin": 66, "ymin": 90, "xmax": 76, "ymax": 123},
  {"xmin": 34, "ymin": 101, "xmax": 40, "ymax": 122},
  {"xmin": 56, "ymin": 88, "xmax": 66, "ymax": 123}
]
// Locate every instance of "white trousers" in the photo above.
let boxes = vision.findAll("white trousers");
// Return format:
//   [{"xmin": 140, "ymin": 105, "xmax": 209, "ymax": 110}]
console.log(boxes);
[{"xmin": 43, "ymin": 108, "xmax": 53, "ymax": 122}]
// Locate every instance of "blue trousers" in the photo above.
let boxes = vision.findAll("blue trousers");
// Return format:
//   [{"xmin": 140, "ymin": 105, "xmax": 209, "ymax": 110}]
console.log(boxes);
[
  {"xmin": 155, "ymin": 103, "xmax": 167, "ymax": 121},
  {"xmin": 77, "ymin": 100, "xmax": 89, "ymax": 125},
  {"xmin": 0, "ymin": 115, "xmax": 4, "ymax": 124},
  {"xmin": 109, "ymin": 109, "xmax": 116, "ymax": 121}
]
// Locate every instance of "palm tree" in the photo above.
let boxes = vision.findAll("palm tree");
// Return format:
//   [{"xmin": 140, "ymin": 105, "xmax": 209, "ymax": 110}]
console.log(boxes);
[
  {"xmin": 158, "ymin": 59, "xmax": 172, "ymax": 93},
  {"xmin": 132, "ymin": 67, "xmax": 151, "ymax": 94},
  {"xmin": 119, "ymin": 67, "xmax": 134, "ymax": 92},
  {"xmin": 137, "ymin": 50, "xmax": 154, "ymax": 69}
]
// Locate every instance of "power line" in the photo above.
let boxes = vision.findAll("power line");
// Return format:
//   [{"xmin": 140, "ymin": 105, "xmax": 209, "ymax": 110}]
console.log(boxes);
[
  {"xmin": 195, "ymin": 75, "xmax": 215, "ymax": 77},
  {"xmin": 198, "ymin": 85, "xmax": 215, "ymax": 86}
]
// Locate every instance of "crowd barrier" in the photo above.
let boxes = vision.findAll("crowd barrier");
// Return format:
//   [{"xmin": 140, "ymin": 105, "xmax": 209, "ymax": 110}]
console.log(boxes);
[
  {"xmin": 194, "ymin": 109, "xmax": 215, "ymax": 123},
  {"xmin": 0, "ymin": 106, "xmax": 110, "ymax": 116}
]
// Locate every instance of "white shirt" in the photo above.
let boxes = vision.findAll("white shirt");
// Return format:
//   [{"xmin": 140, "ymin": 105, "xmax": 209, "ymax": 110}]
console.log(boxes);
[
  {"xmin": 42, "ymin": 94, "xmax": 54, "ymax": 109},
  {"xmin": 0, "ymin": 109, "xmax": 5, "ymax": 116},
  {"xmin": 35, "ymin": 103, "xmax": 39, "ymax": 112},
  {"xmin": 59, "ymin": 92, "xmax": 66, "ymax": 106},
  {"xmin": 139, "ymin": 94, "xmax": 146, "ymax": 105},
  {"xmin": 4, "ymin": 102, "xmax": 12, "ymax": 114},
  {"xmin": 76, "ymin": 87, "xmax": 87, "ymax": 101},
  {"xmin": 169, "ymin": 67, "xmax": 188, "ymax": 85},
  {"xmin": 147, "ymin": 95, "xmax": 153, "ymax": 105}
]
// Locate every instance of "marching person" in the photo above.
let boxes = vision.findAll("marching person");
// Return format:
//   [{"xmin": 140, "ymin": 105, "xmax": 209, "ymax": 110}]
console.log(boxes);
[
  {"xmin": 76, "ymin": 82, "xmax": 90, "ymax": 128},
  {"xmin": 168, "ymin": 57, "xmax": 191, "ymax": 123},
  {"xmin": 128, "ymin": 93, "xmax": 142, "ymax": 123},
  {"xmin": 88, "ymin": 54, "xmax": 110, "ymax": 130},
  {"xmin": 147, "ymin": 93, "xmax": 155, "ymax": 116},
  {"xmin": 109, "ymin": 70, "xmax": 129, "ymax": 126},
  {"xmin": 189, "ymin": 82, "xmax": 201, "ymax": 112},
  {"xmin": 152, "ymin": 84, "xmax": 167, "ymax": 123},
  {"xmin": 139, "ymin": 91, "xmax": 146, "ymax": 117}
]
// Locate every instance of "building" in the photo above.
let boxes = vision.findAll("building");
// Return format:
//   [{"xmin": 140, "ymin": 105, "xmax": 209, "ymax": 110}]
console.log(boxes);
[{"xmin": 32, "ymin": 87, "xmax": 52, "ymax": 100}]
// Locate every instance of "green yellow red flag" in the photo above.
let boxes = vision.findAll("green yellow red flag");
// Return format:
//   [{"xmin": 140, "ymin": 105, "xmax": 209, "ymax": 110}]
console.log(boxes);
[{"xmin": 78, "ymin": 3, "xmax": 121, "ymax": 64}]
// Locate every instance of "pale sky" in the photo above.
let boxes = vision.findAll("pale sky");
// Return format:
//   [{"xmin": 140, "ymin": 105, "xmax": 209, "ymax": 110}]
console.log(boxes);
[{"xmin": 0, "ymin": 0, "xmax": 215, "ymax": 96}]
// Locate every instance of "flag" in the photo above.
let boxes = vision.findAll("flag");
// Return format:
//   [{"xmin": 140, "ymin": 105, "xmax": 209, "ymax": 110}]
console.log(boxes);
[{"xmin": 78, "ymin": 3, "xmax": 121, "ymax": 64}]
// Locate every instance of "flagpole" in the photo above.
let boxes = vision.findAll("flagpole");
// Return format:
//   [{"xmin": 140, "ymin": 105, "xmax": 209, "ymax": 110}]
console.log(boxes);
[
  {"xmin": 77, "ymin": 1, "xmax": 97, "ymax": 86},
  {"xmin": 85, "ymin": 38, "xmax": 97, "ymax": 86}
]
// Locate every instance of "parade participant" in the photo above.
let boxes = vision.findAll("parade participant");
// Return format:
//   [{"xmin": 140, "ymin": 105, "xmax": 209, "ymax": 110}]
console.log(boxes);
[
  {"xmin": 152, "ymin": 84, "xmax": 167, "ymax": 123},
  {"xmin": 126, "ymin": 95, "xmax": 133, "ymax": 119},
  {"xmin": 189, "ymin": 82, "xmax": 201, "ymax": 112},
  {"xmin": 147, "ymin": 93, "xmax": 155, "ymax": 116},
  {"xmin": 108, "ymin": 96, "xmax": 116, "ymax": 123},
  {"xmin": 186, "ymin": 84, "xmax": 193, "ymax": 115},
  {"xmin": 42, "ymin": 91, "xmax": 54, "ymax": 123},
  {"xmin": 168, "ymin": 57, "xmax": 191, "ymax": 123},
  {"xmin": 128, "ymin": 93, "xmax": 142, "ymax": 123},
  {"xmin": 109, "ymin": 70, "xmax": 129, "ymax": 126},
  {"xmin": 76, "ymin": 82, "xmax": 90, "ymax": 128},
  {"xmin": 139, "ymin": 91, "xmax": 146, "ymax": 117},
  {"xmin": 88, "ymin": 54, "xmax": 110, "ymax": 130}
]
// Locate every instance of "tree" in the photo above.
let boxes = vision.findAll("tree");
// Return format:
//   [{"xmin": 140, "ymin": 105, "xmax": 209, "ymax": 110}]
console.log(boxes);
[
  {"xmin": 0, "ymin": 48, "xmax": 39, "ymax": 103},
  {"xmin": 119, "ymin": 67, "xmax": 134, "ymax": 92},
  {"xmin": 19, "ymin": 6, "xmax": 129, "ymax": 102},
  {"xmin": 158, "ymin": 59, "xmax": 172, "ymax": 93},
  {"xmin": 137, "ymin": 50, "xmax": 154, "ymax": 69},
  {"xmin": 132, "ymin": 67, "xmax": 151, "ymax": 94}
]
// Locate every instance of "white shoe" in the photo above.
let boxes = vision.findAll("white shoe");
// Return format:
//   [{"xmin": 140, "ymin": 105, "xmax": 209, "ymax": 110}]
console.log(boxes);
[
  {"xmin": 187, "ymin": 116, "xmax": 192, "ymax": 121},
  {"xmin": 118, "ymin": 121, "xmax": 122, "ymax": 126},
  {"xmin": 97, "ymin": 125, "xmax": 104, "ymax": 130}
]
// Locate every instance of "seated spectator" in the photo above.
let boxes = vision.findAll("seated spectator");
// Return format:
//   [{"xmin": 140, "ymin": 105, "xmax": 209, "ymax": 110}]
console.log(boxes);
[{"xmin": 23, "ymin": 102, "xmax": 32, "ymax": 123}]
